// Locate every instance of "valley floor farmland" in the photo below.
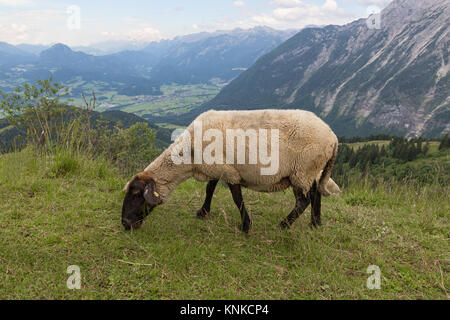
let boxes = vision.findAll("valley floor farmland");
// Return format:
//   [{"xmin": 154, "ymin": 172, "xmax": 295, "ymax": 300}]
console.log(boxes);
[
  {"xmin": 0, "ymin": 149, "xmax": 448, "ymax": 299},
  {"xmin": 60, "ymin": 81, "xmax": 225, "ymax": 119}
]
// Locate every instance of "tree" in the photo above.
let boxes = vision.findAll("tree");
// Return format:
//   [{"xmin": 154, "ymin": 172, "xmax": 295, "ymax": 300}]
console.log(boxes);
[
  {"xmin": 98, "ymin": 122, "xmax": 161, "ymax": 174},
  {"xmin": 0, "ymin": 78, "xmax": 69, "ymax": 149},
  {"xmin": 439, "ymin": 134, "xmax": 450, "ymax": 150}
]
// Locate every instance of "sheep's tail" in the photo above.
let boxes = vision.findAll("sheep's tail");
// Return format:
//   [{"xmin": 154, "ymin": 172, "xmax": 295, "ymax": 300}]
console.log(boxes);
[{"xmin": 318, "ymin": 141, "xmax": 338, "ymax": 197}]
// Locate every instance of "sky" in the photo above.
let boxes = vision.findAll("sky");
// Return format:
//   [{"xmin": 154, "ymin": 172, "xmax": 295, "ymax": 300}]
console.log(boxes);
[{"xmin": 0, "ymin": 0, "xmax": 393, "ymax": 46}]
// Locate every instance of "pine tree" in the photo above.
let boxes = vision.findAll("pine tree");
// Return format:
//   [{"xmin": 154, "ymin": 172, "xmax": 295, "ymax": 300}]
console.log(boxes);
[{"xmin": 439, "ymin": 134, "xmax": 450, "ymax": 150}]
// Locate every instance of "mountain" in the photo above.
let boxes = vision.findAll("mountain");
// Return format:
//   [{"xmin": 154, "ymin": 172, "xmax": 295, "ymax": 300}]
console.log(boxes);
[
  {"xmin": 0, "ymin": 42, "xmax": 36, "ymax": 66},
  {"xmin": 200, "ymin": 0, "xmax": 449, "ymax": 138},
  {"xmin": 73, "ymin": 40, "xmax": 150, "ymax": 56},
  {"xmin": 1, "ymin": 27, "xmax": 296, "ymax": 91},
  {"xmin": 39, "ymin": 43, "xmax": 96, "ymax": 69},
  {"xmin": 0, "ymin": 43, "xmax": 162, "ymax": 96},
  {"xmin": 15, "ymin": 44, "xmax": 50, "ymax": 55},
  {"xmin": 147, "ymin": 27, "xmax": 297, "ymax": 84}
]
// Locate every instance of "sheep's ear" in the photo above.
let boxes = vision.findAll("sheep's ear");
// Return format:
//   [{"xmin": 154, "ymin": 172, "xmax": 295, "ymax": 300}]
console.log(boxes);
[{"xmin": 143, "ymin": 180, "xmax": 162, "ymax": 206}]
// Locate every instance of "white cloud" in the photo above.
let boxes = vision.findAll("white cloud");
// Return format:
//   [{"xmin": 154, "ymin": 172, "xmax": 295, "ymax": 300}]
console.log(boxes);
[
  {"xmin": 0, "ymin": 0, "xmax": 32, "ymax": 7},
  {"xmin": 357, "ymin": 0, "xmax": 392, "ymax": 7},
  {"xmin": 269, "ymin": 0, "xmax": 301, "ymax": 8},
  {"xmin": 0, "ymin": 9, "xmax": 64, "ymax": 44},
  {"xmin": 252, "ymin": 0, "xmax": 355, "ymax": 29},
  {"xmin": 233, "ymin": 1, "xmax": 245, "ymax": 8},
  {"xmin": 102, "ymin": 27, "xmax": 163, "ymax": 43},
  {"xmin": 0, "ymin": 23, "xmax": 29, "ymax": 42},
  {"xmin": 322, "ymin": 0, "xmax": 338, "ymax": 11},
  {"xmin": 357, "ymin": 0, "xmax": 392, "ymax": 17},
  {"xmin": 121, "ymin": 16, "xmax": 142, "ymax": 24}
]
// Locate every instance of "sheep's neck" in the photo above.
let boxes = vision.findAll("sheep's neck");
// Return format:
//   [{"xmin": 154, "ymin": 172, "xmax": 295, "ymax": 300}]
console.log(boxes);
[{"xmin": 145, "ymin": 149, "xmax": 192, "ymax": 202}]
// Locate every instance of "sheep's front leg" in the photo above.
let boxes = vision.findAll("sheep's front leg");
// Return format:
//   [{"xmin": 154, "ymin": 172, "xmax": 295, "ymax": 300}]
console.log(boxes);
[
  {"xmin": 280, "ymin": 187, "xmax": 311, "ymax": 229},
  {"xmin": 196, "ymin": 179, "xmax": 219, "ymax": 218},
  {"xmin": 228, "ymin": 184, "xmax": 252, "ymax": 233},
  {"xmin": 310, "ymin": 182, "xmax": 322, "ymax": 227}
]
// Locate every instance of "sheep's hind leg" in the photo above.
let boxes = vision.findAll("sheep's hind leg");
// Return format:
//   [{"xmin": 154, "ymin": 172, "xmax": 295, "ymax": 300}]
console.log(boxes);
[
  {"xmin": 310, "ymin": 181, "xmax": 322, "ymax": 227},
  {"xmin": 196, "ymin": 179, "xmax": 219, "ymax": 218},
  {"xmin": 228, "ymin": 184, "xmax": 252, "ymax": 233},
  {"xmin": 280, "ymin": 187, "xmax": 311, "ymax": 229}
]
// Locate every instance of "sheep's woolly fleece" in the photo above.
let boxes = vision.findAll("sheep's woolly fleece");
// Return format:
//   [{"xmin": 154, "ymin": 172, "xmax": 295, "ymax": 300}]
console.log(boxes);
[{"xmin": 127, "ymin": 109, "xmax": 340, "ymax": 202}]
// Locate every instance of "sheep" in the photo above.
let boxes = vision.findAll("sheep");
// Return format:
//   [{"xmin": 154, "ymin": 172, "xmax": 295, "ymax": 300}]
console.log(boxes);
[{"xmin": 121, "ymin": 109, "xmax": 340, "ymax": 232}]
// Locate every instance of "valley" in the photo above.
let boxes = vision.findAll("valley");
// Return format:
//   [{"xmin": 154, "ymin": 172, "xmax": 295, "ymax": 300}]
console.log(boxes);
[{"xmin": 60, "ymin": 80, "xmax": 225, "ymax": 119}]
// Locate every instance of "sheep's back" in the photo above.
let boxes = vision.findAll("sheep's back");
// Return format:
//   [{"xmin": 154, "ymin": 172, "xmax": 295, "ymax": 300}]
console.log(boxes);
[{"xmin": 188, "ymin": 109, "xmax": 337, "ymax": 191}]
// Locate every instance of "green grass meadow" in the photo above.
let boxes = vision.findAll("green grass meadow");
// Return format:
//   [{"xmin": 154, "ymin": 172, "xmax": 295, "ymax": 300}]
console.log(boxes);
[{"xmin": 0, "ymin": 148, "xmax": 448, "ymax": 299}]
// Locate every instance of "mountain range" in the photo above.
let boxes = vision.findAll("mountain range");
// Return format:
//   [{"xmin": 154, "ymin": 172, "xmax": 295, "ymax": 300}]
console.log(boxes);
[
  {"xmin": 1, "ymin": 0, "xmax": 448, "ymax": 138},
  {"xmin": 146, "ymin": 27, "xmax": 297, "ymax": 84},
  {"xmin": 0, "ymin": 27, "xmax": 297, "ymax": 87},
  {"xmin": 195, "ymin": 0, "xmax": 449, "ymax": 138}
]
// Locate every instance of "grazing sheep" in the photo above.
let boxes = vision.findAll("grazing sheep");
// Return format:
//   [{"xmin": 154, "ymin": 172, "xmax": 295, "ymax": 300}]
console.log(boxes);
[{"xmin": 122, "ymin": 109, "xmax": 340, "ymax": 232}]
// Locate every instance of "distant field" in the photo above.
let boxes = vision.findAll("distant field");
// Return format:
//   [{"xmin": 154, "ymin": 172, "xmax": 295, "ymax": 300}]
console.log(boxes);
[
  {"xmin": 0, "ymin": 148, "xmax": 448, "ymax": 299},
  {"xmin": 119, "ymin": 84, "xmax": 224, "ymax": 117},
  {"xmin": 60, "ymin": 81, "xmax": 224, "ymax": 118},
  {"xmin": 155, "ymin": 123, "xmax": 187, "ymax": 130}
]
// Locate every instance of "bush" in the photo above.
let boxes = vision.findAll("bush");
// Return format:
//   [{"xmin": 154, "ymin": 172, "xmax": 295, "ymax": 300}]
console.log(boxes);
[
  {"xmin": 1, "ymin": 79, "xmax": 161, "ymax": 177},
  {"xmin": 96, "ymin": 122, "xmax": 161, "ymax": 175}
]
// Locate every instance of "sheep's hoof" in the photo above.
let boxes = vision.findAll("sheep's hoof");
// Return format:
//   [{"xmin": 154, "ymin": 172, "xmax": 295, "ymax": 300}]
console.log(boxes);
[
  {"xmin": 280, "ymin": 221, "xmax": 290, "ymax": 229},
  {"xmin": 309, "ymin": 221, "xmax": 322, "ymax": 228},
  {"xmin": 196, "ymin": 208, "xmax": 209, "ymax": 219},
  {"xmin": 241, "ymin": 221, "xmax": 252, "ymax": 233}
]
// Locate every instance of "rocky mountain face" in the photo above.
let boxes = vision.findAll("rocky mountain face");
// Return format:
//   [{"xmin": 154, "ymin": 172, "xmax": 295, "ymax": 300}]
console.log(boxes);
[{"xmin": 203, "ymin": 0, "xmax": 449, "ymax": 138}]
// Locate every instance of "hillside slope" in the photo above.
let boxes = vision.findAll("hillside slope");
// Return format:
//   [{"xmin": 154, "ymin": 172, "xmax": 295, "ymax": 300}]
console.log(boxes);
[
  {"xmin": 0, "ymin": 148, "xmax": 448, "ymax": 299},
  {"xmin": 0, "ymin": 108, "xmax": 172, "ymax": 152},
  {"xmin": 202, "ymin": 0, "xmax": 449, "ymax": 138}
]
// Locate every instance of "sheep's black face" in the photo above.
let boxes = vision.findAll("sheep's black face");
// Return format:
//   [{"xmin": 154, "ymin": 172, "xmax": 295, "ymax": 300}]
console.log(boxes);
[{"xmin": 122, "ymin": 172, "xmax": 162, "ymax": 230}]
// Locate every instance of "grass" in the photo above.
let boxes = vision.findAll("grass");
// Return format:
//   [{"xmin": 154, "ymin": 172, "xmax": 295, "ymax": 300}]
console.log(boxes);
[{"xmin": 0, "ymin": 148, "xmax": 448, "ymax": 299}]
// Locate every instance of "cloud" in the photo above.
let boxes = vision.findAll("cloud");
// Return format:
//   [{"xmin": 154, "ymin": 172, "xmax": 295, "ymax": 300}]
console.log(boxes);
[
  {"xmin": 102, "ymin": 27, "xmax": 163, "ymax": 43},
  {"xmin": 0, "ymin": 23, "xmax": 29, "ymax": 42},
  {"xmin": 233, "ymin": 1, "xmax": 245, "ymax": 8},
  {"xmin": 252, "ymin": 0, "xmax": 355, "ymax": 28},
  {"xmin": 322, "ymin": 0, "xmax": 338, "ymax": 11},
  {"xmin": 357, "ymin": 0, "xmax": 393, "ymax": 6},
  {"xmin": 0, "ymin": 9, "xmax": 64, "ymax": 44},
  {"xmin": 121, "ymin": 16, "xmax": 143, "ymax": 24},
  {"xmin": 269, "ymin": 0, "xmax": 301, "ymax": 8},
  {"xmin": 0, "ymin": 0, "xmax": 32, "ymax": 7}
]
